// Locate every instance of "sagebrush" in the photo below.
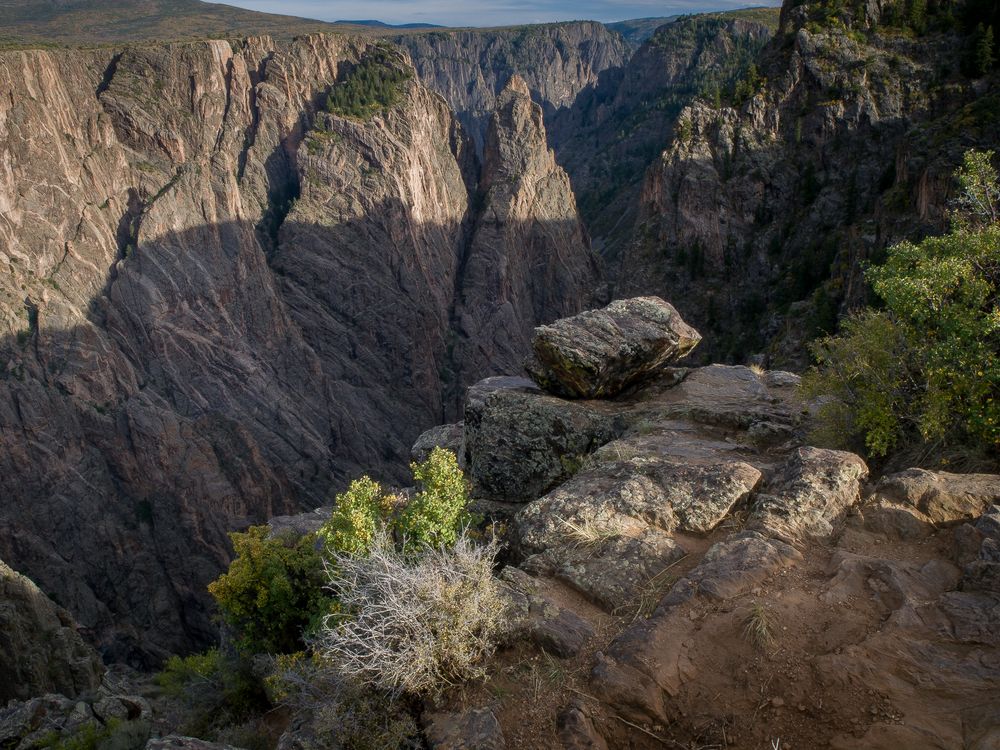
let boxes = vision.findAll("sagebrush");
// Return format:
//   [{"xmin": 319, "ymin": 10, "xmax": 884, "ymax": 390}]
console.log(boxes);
[{"xmin": 315, "ymin": 529, "xmax": 510, "ymax": 697}]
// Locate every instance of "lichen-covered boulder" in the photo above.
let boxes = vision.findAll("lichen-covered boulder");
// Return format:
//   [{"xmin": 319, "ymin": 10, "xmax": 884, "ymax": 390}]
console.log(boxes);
[
  {"xmin": 0, "ymin": 559, "xmax": 104, "ymax": 703},
  {"xmin": 749, "ymin": 447, "xmax": 869, "ymax": 543},
  {"xmin": 464, "ymin": 383, "xmax": 620, "ymax": 502},
  {"xmin": 872, "ymin": 469, "xmax": 1000, "ymax": 525},
  {"xmin": 411, "ymin": 422, "xmax": 465, "ymax": 466},
  {"xmin": 525, "ymin": 297, "xmax": 701, "ymax": 398}
]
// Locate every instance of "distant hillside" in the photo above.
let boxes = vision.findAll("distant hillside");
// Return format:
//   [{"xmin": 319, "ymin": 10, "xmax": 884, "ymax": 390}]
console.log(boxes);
[
  {"xmin": 336, "ymin": 19, "xmax": 446, "ymax": 29},
  {"xmin": 605, "ymin": 17, "xmax": 678, "ymax": 47},
  {"xmin": 0, "ymin": 0, "xmax": 369, "ymax": 46}
]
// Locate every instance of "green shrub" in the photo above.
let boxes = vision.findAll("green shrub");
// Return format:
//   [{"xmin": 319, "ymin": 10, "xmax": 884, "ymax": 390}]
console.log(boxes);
[
  {"xmin": 319, "ymin": 448, "xmax": 471, "ymax": 554},
  {"xmin": 803, "ymin": 150, "xmax": 1000, "ymax": 460},
  {"xmin": 267, "ymin": 653, "xmax": 418, "ymax": 750},
  {"xmin": 208, "ymin": 527, "xmax": 332, "ymax": 655},
  {"xmin": 155, "ymin": 649, "xmax": 269, "ymax": 740},
  {"xmin": 396, "ymin": 447, "xmax": 472, "ymax": 548},
  {"xmin": 325, "ymin": 46, "xmax": 412, "ymax": 120},
  {"xmin": 320, "ymin": 476, "xmax": 394, "ymax": 556}
]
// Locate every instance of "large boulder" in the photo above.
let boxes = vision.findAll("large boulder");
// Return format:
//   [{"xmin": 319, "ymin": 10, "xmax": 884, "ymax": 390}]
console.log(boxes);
[
  {"xmin": 868, "ymin": 469, "xmax": 1000, "ymax": 533},
  {"xmin": 524, "ymin": 297, "xmax": 701, "ymax": 399},
  {"xmin": 464, "ymin": 381, "xmax": 620, "ymax": 502},
  {"xmin": 749, "ymin": 447, "xmax": 869, "ymax": 543},
  {"xmin": 0, "ymin": 559, "xmax": 104, "ymax": 703}
]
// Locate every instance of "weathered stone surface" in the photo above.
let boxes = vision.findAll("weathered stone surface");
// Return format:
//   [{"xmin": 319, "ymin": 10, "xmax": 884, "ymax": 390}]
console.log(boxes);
[
  {"xmin": 411, "ymin": 422, "xmax": 465, "ymax": 466},
  {"xmin": 872, "ymin": 469, "xmax": 1000, "ymax": 525},
  {"xmin": 464, "ymin": 385, "xmax": 620, "ymax": 502},
  {"xmin": 424, "ymin": 707, "xmax": 506, "ymax": 750},
  {"xmin": 515, "ymin": 456, "xmax": 761, "ymax": 553},
  {"xmin": 590, "ymin": 530, "xmax": 801, "ymax": 724},
  {"xmin": 557, "ymin": 702, "xmax": 609, "ymax": 750},
  {"xmin": 659, "ymin": 531, "xmax": 803, "ymax": 607},
  {"xmin": 146, "ymin": 737, "xmax": 245, "ymax": 750},
  {"xmin": 501, "ymin": 568, "xmax": 595, "ymax": 657},
  {"xmin": 542, "ymin": 530, "xmax": 688, "ymax": 612},
  {"xmin": 525, "ymin": 297, "xmax": 701, "ymax": 399},
  {"xmin": 864, "ymin": 500, "xmax": 935, "ymax": 540},
  {"xmin": 0, "ymin": 559, "xmax": 104, "ymax": 702},
  {"xmin": 749, "ymin": 447, "xmax": 869, "ymax": 543},
  {"xmin": 962, "ymin": 506, "xmax": 1000, "ymax": 593}
]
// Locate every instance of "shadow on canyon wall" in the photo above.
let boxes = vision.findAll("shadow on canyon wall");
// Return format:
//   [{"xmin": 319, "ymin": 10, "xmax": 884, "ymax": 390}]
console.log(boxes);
[{"xmin": 0, "ymin": 209, "xmax": 601, "ymax": 667}]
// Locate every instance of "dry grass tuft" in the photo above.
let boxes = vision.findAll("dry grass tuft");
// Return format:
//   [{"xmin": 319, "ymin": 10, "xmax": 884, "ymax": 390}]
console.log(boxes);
[
  {"xmin": 743, "ymin": 601, "xmax": 775, "ymax": 650},
  {"xmin": 557, "ymin": 515, "xmax": 629, "ymax": 549},
  {"xmin": 315, "ymin": 529, "xmax": 511, "ymax": 698},
  {"xmin": 749, "ymin": 363, "xmax": 767, "ymax": 377}
]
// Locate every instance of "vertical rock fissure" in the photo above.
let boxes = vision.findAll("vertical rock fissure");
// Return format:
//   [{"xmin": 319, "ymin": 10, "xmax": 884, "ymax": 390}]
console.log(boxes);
[
  {"xmin": 95, "ymin": 52, "xmax": 122, "ymax": 99},
  {"xmin": 237, "ymin": 51, "xmax": 273, "ymax": 182}
]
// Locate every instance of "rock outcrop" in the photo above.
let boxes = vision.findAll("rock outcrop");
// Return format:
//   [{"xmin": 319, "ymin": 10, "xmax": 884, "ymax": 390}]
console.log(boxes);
[
  {"xmin": 866, "ymin": 468, "xmax": 1000, "ymax": 537},
  {"xmin": 0, "ymin": 560, "xmax": 104, "ymax": 702},
  {"xmin": 617, "ymin": 0, "xmax": 1000, "ymax": 364},
  {"xmin": 429, "ymin": 299, "xmax": 1000, "ymax": 748},
  {"xmin": 397, "ymin": 23, "xmax": 629, "ymax": 155},
  {"xmin": 525, "ymin": 296, "xmax": 701, "ymax": 398}
]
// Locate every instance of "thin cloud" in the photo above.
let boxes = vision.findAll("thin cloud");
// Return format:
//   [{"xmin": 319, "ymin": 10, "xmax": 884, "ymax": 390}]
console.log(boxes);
[{"xmin": 210, "ymin": 0, "xmax": 779, "ymax": 26}]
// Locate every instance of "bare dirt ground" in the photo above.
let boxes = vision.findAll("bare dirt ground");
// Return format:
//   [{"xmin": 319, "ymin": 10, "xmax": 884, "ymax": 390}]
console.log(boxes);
[{"xmin": 438, "ymin": 515, "xmax": 998, "ymax": 750}]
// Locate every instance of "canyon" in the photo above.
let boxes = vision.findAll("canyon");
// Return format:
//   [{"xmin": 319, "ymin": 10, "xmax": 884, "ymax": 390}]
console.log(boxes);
[{"xmin": 0, "ymin": 0, "xmax": 996, "ymax": 707}]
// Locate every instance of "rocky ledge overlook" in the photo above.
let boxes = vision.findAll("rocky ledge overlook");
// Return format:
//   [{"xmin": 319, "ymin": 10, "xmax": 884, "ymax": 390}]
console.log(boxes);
[
  {"xmin": 2, "ymin": 296, "xmax": 999, "ymax": 749},
  {"xmin": 410, "ymin": 296, "xmax": 1000, "ymax": 749}
]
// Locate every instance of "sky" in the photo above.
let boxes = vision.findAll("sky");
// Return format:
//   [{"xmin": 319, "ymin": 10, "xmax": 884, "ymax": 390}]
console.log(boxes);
[{"xmin": 209, "ymin": 0, "xmax": 779, "ymax": 27}]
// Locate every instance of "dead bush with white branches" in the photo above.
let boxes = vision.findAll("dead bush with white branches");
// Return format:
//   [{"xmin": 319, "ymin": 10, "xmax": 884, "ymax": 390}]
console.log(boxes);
[{"xmin": 315, "ymin": 529, "xmax": 511, "ymax": 698}]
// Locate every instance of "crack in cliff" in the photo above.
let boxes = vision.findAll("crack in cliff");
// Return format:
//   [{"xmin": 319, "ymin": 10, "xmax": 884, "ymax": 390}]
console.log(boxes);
[
  {"xmin": 237, "ymin": 52, "xmax": 273, "ymax": 183},
  {"xmin": 212, "ymin": 57, "xmax": 236, "ymax": 155},
  {"xmin": 95, "ymin": 52, "xmax": 123, "ymax": 99}
]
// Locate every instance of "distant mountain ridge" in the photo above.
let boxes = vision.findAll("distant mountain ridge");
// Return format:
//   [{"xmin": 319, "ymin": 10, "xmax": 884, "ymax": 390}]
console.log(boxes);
[
  {"xmin": 0, "ymin": 0, "xmax": 389, "ymax": 45},
  {"xmin": 336, "ymin": 19, "xmax": 446, "ymax": 29}
]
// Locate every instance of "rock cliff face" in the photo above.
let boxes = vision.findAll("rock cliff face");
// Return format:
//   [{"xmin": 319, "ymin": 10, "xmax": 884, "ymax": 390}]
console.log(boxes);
[
  {"xmin": 618, "ymin": 0, "xmax": 1000, "ymax": 364},
  {"xmin": 454, "ymin": 76, "xmax": 597, "ymax": 386},
  {"xmin": 396, "ymin": 22, "xmax": 629, "ymax": 155},
  {"xmin": 548, "ymin": 14, "xmax": 774, "ymax": 263},
  {"xmin": 0, "ymin": 559, "xmax": 104, "ymax": 702},
  {"xmin": 0, "ymin": 35, "xmax": 594, "ymax": 662}
]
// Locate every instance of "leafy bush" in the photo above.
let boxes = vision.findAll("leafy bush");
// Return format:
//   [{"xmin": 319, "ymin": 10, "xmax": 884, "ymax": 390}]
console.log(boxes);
[
  {"xmin": 315, "ymin": 530, "xmax": 510, "ymax": 698},
  {"xmin": 396, "ymin": 447, "xmax": 472, "ymax": 548},
  {"xmin": 155, "ymin": 649, "xmax": 269, "ymax": 740},
  {"xmin": 267, "ymin": 653, "xmax": 419, "ymax": 750},
  {"xmin": 319, "ymin": 448, "xmax": 471, "ymax": 554},
  {"xmin": 208, "ymin": 527, "xmax": 332, "ymax": 655},
  {"xmin": 803, "ymin": 149, "xmax": 1000, "ymax": 460},
  {"xmin": 321, "ymin": 476, "xmax": 394, "ymax": 556}
]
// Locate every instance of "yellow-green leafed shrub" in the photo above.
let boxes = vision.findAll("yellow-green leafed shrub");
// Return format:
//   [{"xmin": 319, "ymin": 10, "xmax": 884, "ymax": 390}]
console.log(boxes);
[
  {"xmin": 396, "ymin": 447, "xmax": 472, "ymax": 548},
  {"xmin": 208, "ymin": 527, "xmax": 331, "ymax": 655},
  {"xmin": 320, "ymin": 476, "xmax": 394, "ymax": 556},
  {"xmin": 319, "ymin": 448, "xmax": 471, "ymax": 554}
]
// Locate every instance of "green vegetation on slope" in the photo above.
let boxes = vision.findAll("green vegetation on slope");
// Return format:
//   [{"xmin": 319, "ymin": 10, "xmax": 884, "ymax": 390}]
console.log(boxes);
[
  {"xmin": 324, "ymin": 46, "xmax": 414, "ymax": 120},
  {"xmin": 804, "ymin": 150, "xmax": 1000, "ymax": 466}
]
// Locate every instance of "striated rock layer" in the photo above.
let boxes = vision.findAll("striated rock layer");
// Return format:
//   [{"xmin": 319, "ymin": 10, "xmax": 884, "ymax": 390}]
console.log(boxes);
[{"xmin": 0, "ymin": 36, "xmax": 594, "ymax": 662}]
